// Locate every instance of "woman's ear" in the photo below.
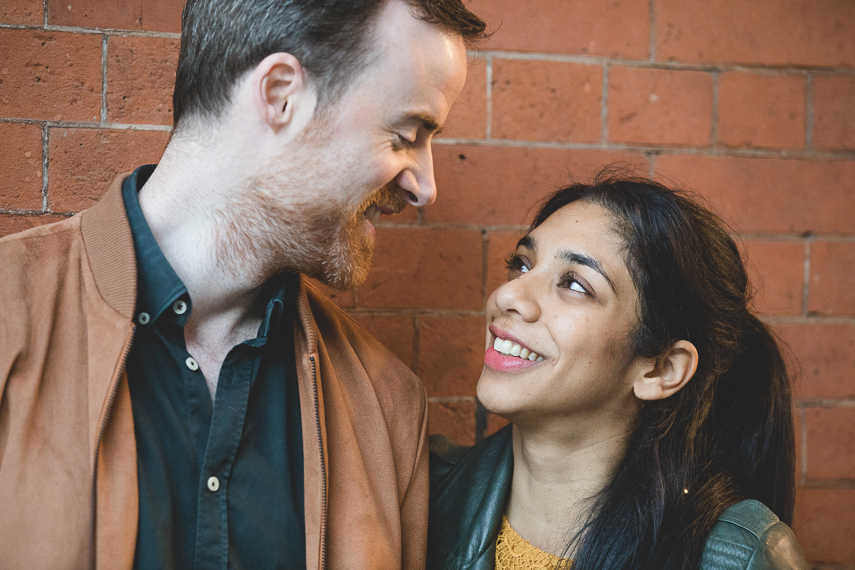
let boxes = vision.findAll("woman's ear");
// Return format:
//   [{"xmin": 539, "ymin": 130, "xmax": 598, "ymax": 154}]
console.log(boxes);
[
  {"xmin": 250, "ymin": 52, "xmax": 314, "ymax": 132},
  {"xmin": 633, "ymin": 340, "xmax": 698, "ymax": 401}
]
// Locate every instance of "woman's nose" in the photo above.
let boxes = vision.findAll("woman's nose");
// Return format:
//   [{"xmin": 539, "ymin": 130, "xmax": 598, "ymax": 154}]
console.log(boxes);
[{"xmin": 494, "ymin": 273, "xmax": 541, "ymax": 322}]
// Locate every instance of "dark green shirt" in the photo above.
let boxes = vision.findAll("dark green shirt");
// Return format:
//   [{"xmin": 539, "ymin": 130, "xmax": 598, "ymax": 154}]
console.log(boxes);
[{"xmin": 123, "ymin": 165, "xmax": 305, "ymax": 569}]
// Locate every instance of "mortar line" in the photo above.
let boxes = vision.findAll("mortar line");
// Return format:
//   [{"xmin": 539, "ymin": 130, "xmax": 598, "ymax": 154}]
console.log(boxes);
[
  {"xmin": 427, "ymin": 396, "xmax": 477, "ymax": 404},
  {"xmin": 485, "ymin": 54, "xmax": 493, "ymax": 140},
  {"xmin": 476, "ymin": 51, "xmax": 855, "ymax": 75},
  {"xmin": 41, "ymin": 124, "xmax": 49, "ymax": 211},
  {"xmin": 648, "ymin": 0, "xmax": 656, "ymax": 62},
  {"xmin": 710, "ymin": 72, "xmax": 720, "ymax": 148},
  {"xmin": 795, "ymin": 399, "xmax": 855, "ymax": 408},
  {"xmin": 805, "ymin": 75, "xmax": 814, "ymax": 151},
  {"xmin": 764, "ymin": 315, "xmax": 855, "ymax": 326},
  {"xmin": 0, "ymin": 118, "xmax": 172, "ymax": 131},
  {"xmin": 101, "ymin": 35, "xmax": 108, "ymax": 123},
  {"xmin": 480, "ymin": 229, "xmax": 489, "ymax": 309},
  {"xmin": 43, "ymin": 0, "xmax": 48, "ymax": 27},
  {"xmin": 802, "ymin": 240, "xmax": 811, "ymax": 316},
  {"xmin": 799, "ymin": 407, "xmax": 807, "ymax": 485},
  {"xmin": 412, "ymin": 314, "xmax": 421, "ymax": 374},
  {"xmin": 601, "ymin": 65, "xmax": 609, "ymax": 144},
  {"xmin": 432, "ymin": 137, "xmax": 855, "ymax": 160}
]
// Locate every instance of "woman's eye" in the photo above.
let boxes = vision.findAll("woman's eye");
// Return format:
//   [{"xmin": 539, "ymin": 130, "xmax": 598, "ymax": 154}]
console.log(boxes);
[
  {"xmin": 560, "ymin": 273, "xmax": 589, "ymax": 295},
  {"xmin": 505, "ymin": 254, "xmax": 530, "ymax": 276}
]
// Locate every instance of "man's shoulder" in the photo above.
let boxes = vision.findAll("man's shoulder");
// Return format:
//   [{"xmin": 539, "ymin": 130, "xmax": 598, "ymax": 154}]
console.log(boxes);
[
  {"xmin": 0, "ymin": 214, "xmax": 81, "ymax": 252},
  {"xmin": 0, "ymin": 215, "xmax": 83, "ymax": 287},
  {"xmin": 701, "ymin": 500, "xmax": 809, "ymax": 570}
]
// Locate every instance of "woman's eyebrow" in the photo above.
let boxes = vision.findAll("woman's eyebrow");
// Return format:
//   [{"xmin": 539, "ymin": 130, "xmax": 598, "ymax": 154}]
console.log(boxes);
[
  {"xmin": 518, "ymin": 234, "xmax": 617, "ymax": 293},
  {"xmin": 559, "ymin": 250, "xmax": 616, "ymax": 294}
]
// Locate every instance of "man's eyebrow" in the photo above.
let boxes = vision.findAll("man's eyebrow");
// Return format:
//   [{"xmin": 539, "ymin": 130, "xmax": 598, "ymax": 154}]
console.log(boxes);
[{"xmin": 516, "ymin": 234, "xmax": 617, "ymax": 294}]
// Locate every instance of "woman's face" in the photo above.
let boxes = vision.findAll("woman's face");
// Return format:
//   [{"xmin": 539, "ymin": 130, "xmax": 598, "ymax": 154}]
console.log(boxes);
[{"xmin": 478, "ymin": 200, "xmax": 647, "ymax": 431}]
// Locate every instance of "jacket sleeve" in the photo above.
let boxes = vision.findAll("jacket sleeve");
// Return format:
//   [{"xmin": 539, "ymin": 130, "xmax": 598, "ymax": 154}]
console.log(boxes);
[
  {"xmin": 746, "ymin": 522, "xmax": 810, "ymax": 570},
  {"xmin": 400, "ymin": 392, "xmax": 430, "ymax": 570}
]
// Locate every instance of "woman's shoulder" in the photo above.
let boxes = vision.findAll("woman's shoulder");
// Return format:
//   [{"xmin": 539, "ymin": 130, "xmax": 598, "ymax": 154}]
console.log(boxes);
[
  {"xmin": 429, "ymin": 424, "xmax": 514, "ymax": 487},
  {"xmin": 701, "ymin": 500, "xmax": 809, "ymax": 570}
]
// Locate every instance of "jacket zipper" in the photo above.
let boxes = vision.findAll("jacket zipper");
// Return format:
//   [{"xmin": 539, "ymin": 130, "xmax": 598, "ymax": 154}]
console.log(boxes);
[
  {"xmin": 89, "ymin": 327, "xmax": 135, "ymax": 570},
  {"xmin": 310, "ymin": 355, "xmax": 327, "ymax": 570}
]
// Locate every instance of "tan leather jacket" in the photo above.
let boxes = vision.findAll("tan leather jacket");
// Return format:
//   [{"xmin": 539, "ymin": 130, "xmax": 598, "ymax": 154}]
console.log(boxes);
[{"xmin": 0, "ymin": 176, "xmax": 429, "ymax": 569}]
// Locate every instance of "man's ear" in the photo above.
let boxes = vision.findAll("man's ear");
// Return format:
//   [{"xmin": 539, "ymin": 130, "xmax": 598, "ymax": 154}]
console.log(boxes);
[
  {"xmin": 633, "ymin": 340, "xmax": 698, "ymax": 401},
  {"xmin": 251, "ymin": 52, "xmax": 314, "ymax": 132}
]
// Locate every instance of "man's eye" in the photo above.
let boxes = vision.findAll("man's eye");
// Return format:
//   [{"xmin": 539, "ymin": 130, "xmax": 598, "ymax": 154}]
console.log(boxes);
[{"xmin": 394, "ymin": 133, "xmax": 416, "ymax": 149}]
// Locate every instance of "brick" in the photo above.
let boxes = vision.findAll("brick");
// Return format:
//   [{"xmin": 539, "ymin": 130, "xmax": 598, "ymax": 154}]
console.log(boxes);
[
  {"xmin": 431, "ymin": 145, "xmax": 648, "ymax": 225},
  {"xmin": 793, "ymin": 488, "xmax": 855, "ymax": 563},
  {"xmin": 305, "ymin": 277, "xmax": 354, "ymax": 310},
  {"xmin": 348, "ymin": 313, "xmax": 415, "ymax": 368},
  {"xmin": 742, "ymin": 241, "xmax": 805, "ymax": 317},
  {"xmin": 656, "ymin": 0, "xmax": 855, "ymax": 67},
  {"xmin": 0, "ymin": 123, "xmax": 44, "ymax": 210},
  {"xmin": 466, "ymin": 0, "xmax": 649, "ymax": 58},
  {"xmin": 1, "ymin": 0, "xmax": 43, "ymax": 25},
  {"xmin": 492, "ymin": 59, "xmax": 602, "ymax": 143},
  {"xmin": 0, "ymin": 214, "xmax": 67, "ymax": 238},
  {"xmin": 814, "ymin": 77, "xmax": 855, "ymax": 152},
  {"xmin": 653, "ymin": 155, "xmax": 855, "ymax": 234},
  {"xmin": 418, "ymin": 314, "xmax": 486, "ymax": 397},
  {"xmin": 48, "ymin": 128, "xmax": 169, "ymax": 212},
  {"xmin": 428, "ymin": 400, "xmax": 476, "ymax": 445},
  {"xmin": 438, "ymin": 56, "xmax": 487, "ymax": 140},
  {"xmin": 485, "ymin": 412, "xmax": 510, "ymax": 437},
  {"xmin": 49, "ymin": 0, "xmax": 184, "ymax": 33},
  {"xmin": 485, "ymin": 230, "xmax": 526, "ymax": 300},
  {"xmin": 773, "ymin": 323, "xmax": 855, "ymax": 400},
  {"xmin": 718, "ymin": 73, "xmax": 806, "ymax": 150},
  {"xmin": 805, "ymin": 407, "xmax": 855, "ymax": 480},
  {"xmin": 808, "ymin": 242, "xmax": 855, "ymax": 317},
  {"xmin": 107, "ymin": 37, "xmax": 180, "ymax": 126},
  {"xmin": 357, "ymin": 227, "xmax": 483, "ymax": 311},
  {"xmin": 608, "ymin": 67, "xmax": 713, "ymax": 147},
  {"xmin": 0, "ymin": 30, "xmax": 102, "ymax": 122}
]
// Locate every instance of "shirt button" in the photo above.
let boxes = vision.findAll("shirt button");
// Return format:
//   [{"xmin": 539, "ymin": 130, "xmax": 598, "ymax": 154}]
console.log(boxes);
[
  {"xmin": 172, "ymin": 299, "xmax": 188, "ymax": 315},
  {"xmin": 207, "ymin": 476, "xmax": 220, "ymax": 492},
  {"xmin": 138, "ymin": 312, "xmax": 150, "ymax": 325},
  {"xmin": 185, "ymin": 357, "xmax": 199, "ymax": 371}
]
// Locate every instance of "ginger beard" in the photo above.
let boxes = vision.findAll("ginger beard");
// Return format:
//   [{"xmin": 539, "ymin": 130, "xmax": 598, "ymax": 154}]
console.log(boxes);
[
  {"xmin": 314, "ymin": 181, "xmax": 408, "ymax": 291},
  {"xmin": 218, "ymin": 176, "xmax": 407, "ymax": 292}
]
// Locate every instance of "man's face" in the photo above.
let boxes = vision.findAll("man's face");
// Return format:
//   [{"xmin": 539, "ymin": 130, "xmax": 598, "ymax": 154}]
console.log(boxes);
[{"xmin": 245, "ymin": 0, "xmax": 468, "ymax": 290}]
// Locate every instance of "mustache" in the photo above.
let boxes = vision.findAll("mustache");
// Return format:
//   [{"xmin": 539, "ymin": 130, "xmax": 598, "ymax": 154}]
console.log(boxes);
[{"xmin": 357, "ymin": 182, "xmax": 409, "ymax": 215}]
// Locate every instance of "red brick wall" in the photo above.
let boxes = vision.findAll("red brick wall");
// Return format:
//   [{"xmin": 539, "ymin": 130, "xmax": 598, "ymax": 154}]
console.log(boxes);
[{"xmin": 1, "ymin": 1, "xmax": 853, "ymax": 566}]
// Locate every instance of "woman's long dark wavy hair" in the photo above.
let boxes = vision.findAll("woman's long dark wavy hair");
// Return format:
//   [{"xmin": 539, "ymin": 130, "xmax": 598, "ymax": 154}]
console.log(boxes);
[{"xmin": 534, "ymin": 169, "xmax": 795, "ymax": 569}]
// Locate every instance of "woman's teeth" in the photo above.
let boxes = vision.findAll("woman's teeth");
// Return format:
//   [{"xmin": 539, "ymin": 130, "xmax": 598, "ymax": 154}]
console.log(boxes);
[{"xmin": 493, "ymin": 337, "xmax": 542, "ymax": 361}]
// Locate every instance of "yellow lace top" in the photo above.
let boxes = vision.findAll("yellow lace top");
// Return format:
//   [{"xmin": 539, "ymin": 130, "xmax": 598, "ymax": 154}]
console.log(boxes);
[{"xmin": 495, "ymin": 515, "xmax": 571, "ymax": 570}]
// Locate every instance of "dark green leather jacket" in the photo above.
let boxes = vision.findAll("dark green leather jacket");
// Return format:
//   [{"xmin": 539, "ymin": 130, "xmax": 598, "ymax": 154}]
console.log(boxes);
[{"xmin": 428, "ymin": 425, "xmax": 809, "ymax": 570}]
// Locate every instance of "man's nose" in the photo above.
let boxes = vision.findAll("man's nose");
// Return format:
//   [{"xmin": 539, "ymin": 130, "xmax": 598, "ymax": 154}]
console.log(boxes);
[{"xmin": 395, "ymin": 147, "xmax": 437, "ymax": 207}]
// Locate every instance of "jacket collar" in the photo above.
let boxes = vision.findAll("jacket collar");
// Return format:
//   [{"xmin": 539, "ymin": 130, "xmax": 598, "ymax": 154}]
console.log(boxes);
[{"xmin": 428, "ymin": 425, "xmax": 514, "ymax": 570}]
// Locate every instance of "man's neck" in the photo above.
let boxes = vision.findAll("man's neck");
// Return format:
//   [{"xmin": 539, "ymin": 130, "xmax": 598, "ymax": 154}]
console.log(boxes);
[{"xmin": 137, "ymin": 135, "xmax": 274, "ymax": 396}]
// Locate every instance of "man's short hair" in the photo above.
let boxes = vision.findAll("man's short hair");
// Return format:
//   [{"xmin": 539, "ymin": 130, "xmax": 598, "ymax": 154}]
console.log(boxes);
[{"xmin": 172, "ymin": 0, "xmax": 487, "ymax": 132}]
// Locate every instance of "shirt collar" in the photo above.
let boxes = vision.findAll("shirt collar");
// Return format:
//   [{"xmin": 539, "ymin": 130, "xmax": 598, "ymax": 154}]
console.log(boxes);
[
  {"xmin": 123, "ymin": 164, "xmax": 190, "ymax": 329},
  {"xmin": 123, "ymin": 165, "xmax": 294, "ymax": 341}
]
